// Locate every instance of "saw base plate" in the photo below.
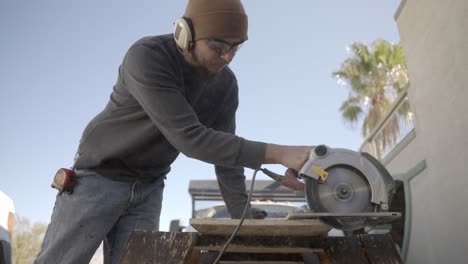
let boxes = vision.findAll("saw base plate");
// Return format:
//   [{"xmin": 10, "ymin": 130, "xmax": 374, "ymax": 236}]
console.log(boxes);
[{"xmin": 287, "ymin": 212, "xmax": 401, "ymax": 230}]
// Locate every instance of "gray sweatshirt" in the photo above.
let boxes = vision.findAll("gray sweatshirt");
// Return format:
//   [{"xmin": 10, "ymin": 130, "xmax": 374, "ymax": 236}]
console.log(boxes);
[{"xmin": 73, "ymin": 35, "xmax": 266, "ymax": 215}]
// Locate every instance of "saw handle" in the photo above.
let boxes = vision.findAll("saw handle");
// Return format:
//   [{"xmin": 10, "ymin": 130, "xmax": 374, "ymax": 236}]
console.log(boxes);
[
  {"xmin": 260, "ymin": 168, "xmax": 305, "ymax": 192},
  {"xmin": 260, "ymin": 168, "xmax": 283, "ymax": 181}
]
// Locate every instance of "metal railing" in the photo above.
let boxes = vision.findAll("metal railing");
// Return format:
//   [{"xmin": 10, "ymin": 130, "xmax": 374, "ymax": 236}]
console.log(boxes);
[{"xmin": 360, "ymin": 87, "xmax": 415, "ymax": 161}]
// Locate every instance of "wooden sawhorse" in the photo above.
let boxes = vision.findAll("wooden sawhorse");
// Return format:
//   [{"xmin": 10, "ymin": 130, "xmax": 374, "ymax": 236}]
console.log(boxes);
[{"xmin": 121, "ymin": 219, "xmax": 402, "ymax": 263}]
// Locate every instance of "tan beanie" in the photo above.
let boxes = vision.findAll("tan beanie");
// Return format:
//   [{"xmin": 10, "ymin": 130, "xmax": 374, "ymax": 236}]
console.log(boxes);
[{"xmin": 184, "ymin": 0, "xmax": 248, "ymax": 41}]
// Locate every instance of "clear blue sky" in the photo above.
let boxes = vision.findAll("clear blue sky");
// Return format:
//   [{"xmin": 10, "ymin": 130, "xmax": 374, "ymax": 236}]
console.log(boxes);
[{"xmin": 0, "ymin": 0, "xmax": 401, "ymax": 231}]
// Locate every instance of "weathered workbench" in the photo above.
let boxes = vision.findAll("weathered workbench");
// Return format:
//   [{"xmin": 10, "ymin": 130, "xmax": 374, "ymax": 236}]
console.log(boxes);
[{"xmin": 121, "ymin": 219, "xmax": 402, "ymax": 264}]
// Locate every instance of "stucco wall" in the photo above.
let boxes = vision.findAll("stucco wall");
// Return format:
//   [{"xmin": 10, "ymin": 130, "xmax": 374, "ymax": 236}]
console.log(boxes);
[{"xmin": 394, "ymin": 0, "xmax": 468, "ymax": 263}]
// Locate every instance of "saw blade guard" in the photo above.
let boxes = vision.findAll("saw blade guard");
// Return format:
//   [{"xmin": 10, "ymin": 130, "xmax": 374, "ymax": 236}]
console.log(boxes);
[{"xmin": 299, "ymin": 145, "xmax": 395, "ymax": 211}]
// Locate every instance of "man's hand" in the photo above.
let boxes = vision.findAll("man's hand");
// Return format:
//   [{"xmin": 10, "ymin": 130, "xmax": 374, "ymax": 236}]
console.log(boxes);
[
  {"xmin": 282, "ymin": 168, "xmax": 305, "ymax": 192},
  {"xmin": 264, "ymin": 144, "xmax": 314, "ymax": 171}
]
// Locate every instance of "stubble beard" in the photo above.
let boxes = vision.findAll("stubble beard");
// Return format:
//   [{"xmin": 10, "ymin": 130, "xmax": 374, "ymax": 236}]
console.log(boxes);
[{"xmin": 189, "ymin": 51, "xmax": 220, "ymax": 81}]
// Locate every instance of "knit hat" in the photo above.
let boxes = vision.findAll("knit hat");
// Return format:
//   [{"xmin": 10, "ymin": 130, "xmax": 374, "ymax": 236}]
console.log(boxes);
[{"xmin": 184, "ymin": 0, "xmax": 248, "ymax": 41}]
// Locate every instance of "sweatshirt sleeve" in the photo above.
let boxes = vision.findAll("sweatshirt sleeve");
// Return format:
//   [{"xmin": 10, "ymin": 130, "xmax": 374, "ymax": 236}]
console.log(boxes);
[
  {"xmin": 121, "ymin": 43, "xmax": 266, "ymax": 169},
  {"xmin": 212, "ymin": 107, "xmax": 252, "ymax": 219}
]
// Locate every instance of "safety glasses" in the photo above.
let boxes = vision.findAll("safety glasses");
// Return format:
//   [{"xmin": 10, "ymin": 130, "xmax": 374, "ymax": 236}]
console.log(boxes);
[{"xmin": 207, "ymin": 39, "xmax": 245, "ymax": 54}]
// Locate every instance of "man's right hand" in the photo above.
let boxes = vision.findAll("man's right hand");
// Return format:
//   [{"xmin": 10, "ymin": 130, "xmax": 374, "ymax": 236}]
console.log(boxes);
[{"xmin": 264, "ymin": 144, "xmax": 314, "ymax": 172}]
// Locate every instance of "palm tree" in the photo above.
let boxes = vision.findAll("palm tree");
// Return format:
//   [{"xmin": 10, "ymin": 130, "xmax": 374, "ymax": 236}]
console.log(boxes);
[{"xmin": 333, "ymin": 39, "xmax": 408, "ymax": 157}]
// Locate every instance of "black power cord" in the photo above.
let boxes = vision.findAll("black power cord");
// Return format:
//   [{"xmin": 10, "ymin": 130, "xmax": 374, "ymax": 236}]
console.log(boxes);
[{"xmin": 212, "ymin": 168, "xmax": 261, "ymax": 264}]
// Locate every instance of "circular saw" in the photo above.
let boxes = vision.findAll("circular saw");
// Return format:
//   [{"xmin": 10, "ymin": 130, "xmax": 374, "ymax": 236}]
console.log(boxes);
[{"xmin": 298, "ymin": 145, "xmax": 396, "ymax": 231}]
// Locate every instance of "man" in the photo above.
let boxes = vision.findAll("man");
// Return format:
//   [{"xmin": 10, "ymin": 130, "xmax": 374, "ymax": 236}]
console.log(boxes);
[
  {"xmin": 35, "ymin": 0, "xmax": 312, "ymax": 263},
  {"xmin": 0, "ymin": 191, "xmax": 14, "ymax": 264}
]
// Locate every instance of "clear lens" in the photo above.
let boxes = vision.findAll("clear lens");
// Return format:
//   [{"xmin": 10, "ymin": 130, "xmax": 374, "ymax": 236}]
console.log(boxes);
[
  {"xmin": 232, "ymin": 43, "xmax": 243, "ymax": 52},
  {"xmin": 207, "ymin": 39, "xmax": 243, "ymax": 54},
  {"xmin": 207, "ymin": 40, "xmax": 229, "ymax": 53}
]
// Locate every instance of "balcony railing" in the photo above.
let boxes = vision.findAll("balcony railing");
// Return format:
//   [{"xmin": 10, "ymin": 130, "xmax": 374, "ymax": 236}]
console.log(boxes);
[{"xmin": 360, "ymin": 87, "xmax": 415, "ymax": 163}]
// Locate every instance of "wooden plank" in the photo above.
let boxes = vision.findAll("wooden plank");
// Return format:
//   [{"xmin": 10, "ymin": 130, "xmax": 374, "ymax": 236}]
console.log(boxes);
[
  {"xmin": 193, "ymin": 245, "xmax": 322, "ymax": 253},
  {"xmin": 215, "ymin": 252, "xmax": 306, "ymax": 263},
  {"xmin": 194, "ymin": 234, "xmax": 325, "ymax": 254},
  {"xmin": 189, "ymin": 218, "xmax": 331, "ymax": 237},
  {"xmin": 360, "ymin": 234, "xmax": 403, "ymax": 264},
  {"xmin": 121, "ymin": 231, "xmax": 199, "ymax": 264},
  {"xmin": 195, "ymin": 234, "xmax": 325, "ymax": 248}
]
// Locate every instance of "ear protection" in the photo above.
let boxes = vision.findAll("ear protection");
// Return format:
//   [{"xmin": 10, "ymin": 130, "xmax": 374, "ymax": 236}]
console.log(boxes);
[{"xmin": 173, "ymin": 17, "xmax": 195, "ymax": 53}]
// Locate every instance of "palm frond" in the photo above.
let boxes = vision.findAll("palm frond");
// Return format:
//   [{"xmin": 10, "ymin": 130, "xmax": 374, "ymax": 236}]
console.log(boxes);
[{"xmin": 342, "ymin": 105, "xmax": 363, "ymax": 124}]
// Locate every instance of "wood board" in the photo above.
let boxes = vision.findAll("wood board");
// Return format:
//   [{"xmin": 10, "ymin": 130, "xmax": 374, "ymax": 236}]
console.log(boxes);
[{"xmin": 189, "ymin": 218, "xmax": 331, "ymax": 237}]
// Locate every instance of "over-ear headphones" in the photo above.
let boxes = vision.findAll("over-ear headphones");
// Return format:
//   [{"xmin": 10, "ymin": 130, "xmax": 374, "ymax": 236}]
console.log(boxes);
[{"xmin": 173, "ymin": 17, "xmax": 195, "ymax": 53}]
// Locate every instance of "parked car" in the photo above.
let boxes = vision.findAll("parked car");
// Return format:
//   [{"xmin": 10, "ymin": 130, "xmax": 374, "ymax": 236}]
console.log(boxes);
[
  {"xmin": 169, "ymin": 179, "xmax": 309, "ymax": 232},
  {"xmin": 182, "ymin": 202, "xmax": 307, "ymax": 232},
  {"xmin": 195, "ymin": 202, "xmax": 306, "ymax": 219},
  {"xmin": 0, "ymin": 191, "xmax": 15, "ymax": 264}
]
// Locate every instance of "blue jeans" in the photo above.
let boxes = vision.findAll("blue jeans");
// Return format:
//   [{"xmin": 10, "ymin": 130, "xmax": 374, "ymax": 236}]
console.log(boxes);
[
  {"xmin": 0, "ymin": 240, "xmax": 12, "ymax": 264},
  {"xmin": 35, "ymin": 170, "xmax": 165, "ymax": 264}
]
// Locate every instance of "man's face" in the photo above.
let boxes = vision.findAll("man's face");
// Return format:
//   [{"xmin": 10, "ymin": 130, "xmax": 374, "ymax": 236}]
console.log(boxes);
[{"xmin": 190, "ymin": 38, "xmax": 244, "ymax": 74}]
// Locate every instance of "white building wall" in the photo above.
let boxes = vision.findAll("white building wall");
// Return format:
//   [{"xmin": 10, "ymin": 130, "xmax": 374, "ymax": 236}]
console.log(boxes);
[{"xmin": 392, "ymin": 0, "xmax": 468, "ymax": 263}]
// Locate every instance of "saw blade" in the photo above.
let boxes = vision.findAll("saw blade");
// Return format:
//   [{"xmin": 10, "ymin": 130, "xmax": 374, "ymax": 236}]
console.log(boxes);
[{"xmin": 305, "ymin": 165, "xmax": 374, "ymax": 230}]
